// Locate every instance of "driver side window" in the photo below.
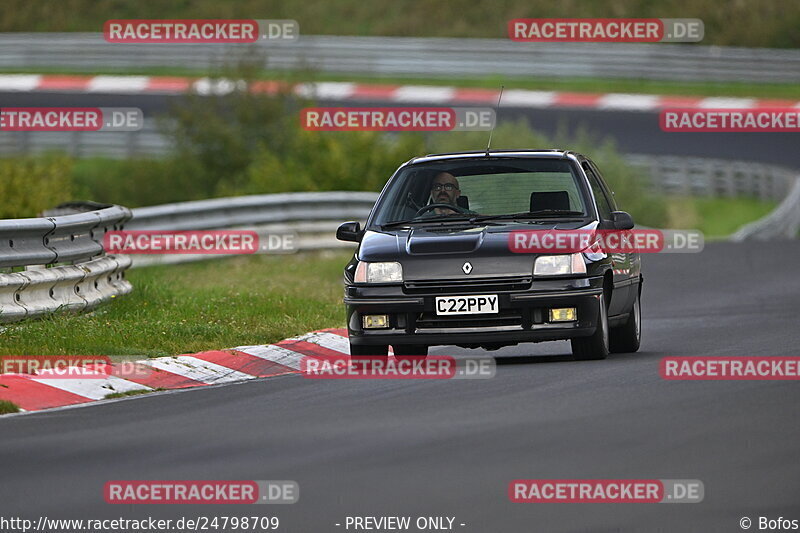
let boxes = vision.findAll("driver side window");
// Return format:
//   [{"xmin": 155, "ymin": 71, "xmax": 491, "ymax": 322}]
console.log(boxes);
[{"xmin": 583, "ymin": 163, "xmax": 613, "ymax": 220}]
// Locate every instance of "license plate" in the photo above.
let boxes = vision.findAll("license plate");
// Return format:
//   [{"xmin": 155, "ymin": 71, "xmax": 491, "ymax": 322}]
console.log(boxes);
[{"xmin": 435, "ymin": 295, "xmax": 499, "ymax": 315}]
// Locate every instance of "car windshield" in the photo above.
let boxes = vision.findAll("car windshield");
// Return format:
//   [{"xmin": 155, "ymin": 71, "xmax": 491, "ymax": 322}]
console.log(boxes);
[{"xmin": 370, "ymin": 158, "xmax": 590, "ymax": 227}]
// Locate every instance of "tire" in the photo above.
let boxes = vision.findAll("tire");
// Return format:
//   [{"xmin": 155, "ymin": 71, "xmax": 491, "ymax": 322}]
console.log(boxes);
[
  {"xmin": 571, "ymin": 293, "xmax": 609, "ymax": 361},
  {"xmin": 609, "ymin": 290, "xmax": 641, "ymax": 353},
  {"xmin": 349, "ymin": 343, "xmax": 389, "ymax": 357},
  {"xmin": 392, "ymin": 345, "xmax": 429, "ymax": 358}
]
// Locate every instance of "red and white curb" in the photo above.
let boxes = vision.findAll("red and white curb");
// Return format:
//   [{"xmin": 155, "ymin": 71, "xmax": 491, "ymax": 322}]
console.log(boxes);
[
  {"xmin": 1, "ymin": 74, "xmax": 797, "ymax": 111},
  {"xmin": 0, "ymin": 328, "xmax": 356, "ymax": 414}
]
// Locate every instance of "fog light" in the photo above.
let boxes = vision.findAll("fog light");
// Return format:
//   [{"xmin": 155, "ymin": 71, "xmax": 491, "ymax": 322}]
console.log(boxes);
[
  {"xmin": 549, "ymin": 308, "xmax": 577, "ymax": 322},
  {"xmin": 363, "ymin": 314, "xmax": 389, "ymax": 329}
]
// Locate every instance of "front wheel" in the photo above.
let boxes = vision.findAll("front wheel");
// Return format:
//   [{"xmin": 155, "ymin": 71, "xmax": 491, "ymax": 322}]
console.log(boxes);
[
  {"xmin": 571, "ymin": 293, "xmax": 609, "ymax": 361},
  {"xmin": 609, "ymin": 290, "xmax": 641, "ymax": 353}
]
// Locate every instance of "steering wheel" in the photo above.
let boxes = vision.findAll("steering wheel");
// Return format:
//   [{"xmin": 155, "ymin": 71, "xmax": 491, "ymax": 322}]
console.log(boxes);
[{"xmin": 415, "ymin": 203, "xmax": 463, "ymax": 217}]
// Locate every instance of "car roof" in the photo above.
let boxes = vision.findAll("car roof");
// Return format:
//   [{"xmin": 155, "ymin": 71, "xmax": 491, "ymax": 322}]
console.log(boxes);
[{"xmin": 408, "ymin": 149, "xmax": 585, "ymax": 165}]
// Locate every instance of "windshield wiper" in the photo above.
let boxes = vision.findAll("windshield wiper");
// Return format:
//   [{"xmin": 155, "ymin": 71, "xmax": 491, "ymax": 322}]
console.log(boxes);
[
  {"xmin": 468, "ymin": 210, "xmax": 585, "ymax": 223},
  {"xmin": 380, "ymin": 214, "xmax": 474, "ymax": 229}
]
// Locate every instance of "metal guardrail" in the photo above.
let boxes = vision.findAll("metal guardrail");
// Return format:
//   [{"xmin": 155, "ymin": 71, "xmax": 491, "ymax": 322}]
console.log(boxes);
[
  {"xmin": 0, "ymin": 34, "xmax": 798, "ymax": 83},
  {"xmin": 0, "ymin": 126, "xmax": 170, "ymax": 159},
  {"xmin": 128, "ymin": 191, "xmax": 378, "ymax": 231},
  {"xmin": 626, "ymin": 156, "xmax": 800, "ymax": 239},
  {"xmin": 0, "ymin": 204, "xmax": 130, "ymax": 267},
  {"xmin": 0, "ymin": 255, "xmax": 132, "ymax": 323},
  {"xmin": 0, "ymin": 204, "xmax": 133, "ymax": 323},
  {"xmin": 126, "ymin": 191, "xmax": 377, "ymax": 266},
  {"xmin": 624, "ymin": 155, "xmax": 796, "ymax": 202},
  {"xmin": 730, "ymin": 177, "xmax": 800, "ymax": 241}
]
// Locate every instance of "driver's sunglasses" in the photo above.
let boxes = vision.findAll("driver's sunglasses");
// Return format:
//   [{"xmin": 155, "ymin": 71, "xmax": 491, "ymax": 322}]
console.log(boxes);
[{"xmin": 431, "ymin": 183, "xmax": 458, "ymax": 191}]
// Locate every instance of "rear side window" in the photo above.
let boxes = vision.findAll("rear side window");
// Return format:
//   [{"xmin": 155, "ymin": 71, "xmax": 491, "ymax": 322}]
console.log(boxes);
[
  {"xmin": 583, "ymin": 163, "xmax": 613, "ymax": 220},
  {"xmin": 459, "ymin": 171, "xmax": 583, "ymax": 213}
]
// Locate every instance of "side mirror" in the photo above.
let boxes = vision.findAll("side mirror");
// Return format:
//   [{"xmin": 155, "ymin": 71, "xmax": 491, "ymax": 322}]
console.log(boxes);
[
  {"xmin": 336, "ymin": 221, "xmax": 363, "ymax": 242},
  {"xmin": 612, "ymin": 211, "xmax": 635, "ymax": 230}
]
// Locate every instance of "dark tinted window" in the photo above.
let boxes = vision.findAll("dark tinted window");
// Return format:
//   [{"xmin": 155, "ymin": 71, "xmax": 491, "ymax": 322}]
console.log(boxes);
[
  {"xmin": 583, "ymin": 163, "xmax": 613, "ymax": 220},
  {"xmin": 588, "ymin": 161, "xmax": 618, "ymax": 210}
]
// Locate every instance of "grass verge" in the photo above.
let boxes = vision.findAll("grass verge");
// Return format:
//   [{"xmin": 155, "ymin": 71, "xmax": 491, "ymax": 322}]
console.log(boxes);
[
  {"xmin": 665, "ymin": 196, "xmax": 777, "ymax": 239},
  {"xmin": 0, "ymin": 251, "xmax": 351, "ymax": 356},
  {"xmin": 0, "ymin": 399, "xmax": 21, "ymax": 414}
]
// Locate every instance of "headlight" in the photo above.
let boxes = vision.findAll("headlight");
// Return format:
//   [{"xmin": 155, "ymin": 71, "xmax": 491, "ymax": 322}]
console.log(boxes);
[
  {"xmin": 354, "ymin": 261, "xmax": 403, "ymax": 283},
  {"xmin": 534, "ymin": 253, "xmax": 587, "ymax": 276}
]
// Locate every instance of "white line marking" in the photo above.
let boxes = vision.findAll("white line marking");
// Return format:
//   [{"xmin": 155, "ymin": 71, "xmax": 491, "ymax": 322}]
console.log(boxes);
[
  {"xmin": 392, "ymin": 85, "xmax": 456, "ymax": 103},
  {"xmin": 288, "ymin": 331, "xmax": 351, "ymax": 354},
  {"xmin": 0, "ymin": 74, "xmax": 42, "ymax": 92},
  {"xmin": 139, "ymin": 356, "xmax": 255, "ymax": 384},
  {"xmin": 232, "ymin": 344, "xmax": 305, "ymax": 370},
  {"xmin": 698, "ymin": 97, "xmax": 756, "ymax": 109},
  {"xmin": 294, "ymin": 82, "xmax": 355, "ymax": 99},
  {"xmin": 598, "ymin": 93, "xmax": 660, "ymax": 111},
  {"xmin": 501, "ymin": 90, "xmax": 556, "ymax": 107},
  {"xmin": 31, "ymin": 369, "xmax": 150, "ymax": 400},
  {"xmin": 88, "ymin": 75, "xmax": 150, "ymax": 93},
  {"xmin": 193, "ymin": 77, "xmax": 244, "ymax": 96}
]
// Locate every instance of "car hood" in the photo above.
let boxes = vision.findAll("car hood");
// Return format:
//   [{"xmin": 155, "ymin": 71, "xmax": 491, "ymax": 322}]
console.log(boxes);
[{"xmin": 358, "ymin": 221, "xmax": 597, "ymax": 281}]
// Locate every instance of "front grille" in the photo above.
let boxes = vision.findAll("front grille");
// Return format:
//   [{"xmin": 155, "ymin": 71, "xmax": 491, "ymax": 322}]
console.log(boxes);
[
  {"xmin": 415, "ymin": 309, "xmax": 523, "ymax": 330},
  {"xmin": 403, "ymin": 276, "xmax": 531, "ymax": 294}
]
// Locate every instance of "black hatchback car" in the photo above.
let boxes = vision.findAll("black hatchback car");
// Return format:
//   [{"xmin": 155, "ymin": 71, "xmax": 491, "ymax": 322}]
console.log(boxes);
[{"xmin": 336, "ymin": 150, "xmax": 642, "ymax": 360}]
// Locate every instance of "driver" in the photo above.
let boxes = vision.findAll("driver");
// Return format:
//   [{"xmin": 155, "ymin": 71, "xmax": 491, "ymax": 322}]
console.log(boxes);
[{"xmin": 429, "ymin": 172, "xmax": 465, "ymax": 215}]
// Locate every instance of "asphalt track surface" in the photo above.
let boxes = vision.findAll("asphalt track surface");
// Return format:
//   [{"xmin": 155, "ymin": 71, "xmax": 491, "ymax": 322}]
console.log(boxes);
[
  {"xmin": 1, "ymin": 91, "xmax": 799, "ymax": 168},
  {"xmin": 2, "ymin": 240, "xmax": 800, "ymax": 532}
]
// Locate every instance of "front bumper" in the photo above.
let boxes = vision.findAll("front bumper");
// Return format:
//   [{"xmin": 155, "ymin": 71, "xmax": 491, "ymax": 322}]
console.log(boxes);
[{"xmin": 345, "ymin": 276, "xmax": 603, "ymax": 347}]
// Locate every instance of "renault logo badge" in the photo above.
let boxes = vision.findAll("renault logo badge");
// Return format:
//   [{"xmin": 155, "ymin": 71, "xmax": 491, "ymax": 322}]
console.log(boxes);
[{"xmin": 462, "ymin": 262, "xmax": 473, "ymax": 274}]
